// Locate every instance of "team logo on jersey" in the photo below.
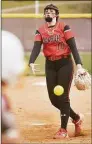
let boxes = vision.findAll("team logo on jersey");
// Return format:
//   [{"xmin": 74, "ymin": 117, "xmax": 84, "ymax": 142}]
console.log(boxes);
[{"xmin": 43, "ymin": 34, "xmax": 61, "ymax": 43}]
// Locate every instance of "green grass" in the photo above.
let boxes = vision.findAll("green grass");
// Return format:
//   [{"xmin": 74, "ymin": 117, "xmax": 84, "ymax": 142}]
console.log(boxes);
[
  {"xmin": 80, "ymin": 52, "xmax": 91, "ymax": 74},
  {"xmin": 38, "ymin": 3, "xmax": 91, "ymax": 14},
  {"xmin": 24, "ymin": 53, "xmax": 45, "ymax": 76},
  {"xmin": 24, "ymin": 52, "xmax": 91, "ymax": 76},
  {"xmin": 2, "ymin": 1, "xmax": 34, "ymax": 9}
]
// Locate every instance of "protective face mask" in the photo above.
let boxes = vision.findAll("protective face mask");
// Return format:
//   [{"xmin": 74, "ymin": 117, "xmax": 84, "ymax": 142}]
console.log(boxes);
[{"xmin": 45, "ymin": 17, "xmax": 52, "ymax": 22}]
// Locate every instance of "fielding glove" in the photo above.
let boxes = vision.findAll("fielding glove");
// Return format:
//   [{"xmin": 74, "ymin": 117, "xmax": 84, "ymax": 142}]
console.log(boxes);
[{"xmin": 74, "ymin": 64, "xmax": 91, "ymax": 90}]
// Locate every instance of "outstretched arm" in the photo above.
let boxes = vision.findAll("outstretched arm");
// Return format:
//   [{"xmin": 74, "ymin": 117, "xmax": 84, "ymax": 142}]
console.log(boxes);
[
  {"xmin": 29, "ymin": 30, "xmax": 42, "ymax": 65},
  {"xmin": 66, "ymin": 37, "xmax": 82, "ymax": 65},
  {"xmin": 64, "ymin": 25, "xmax": 91, "ymax": 90},
  {"xmin": 64, "ymin": 25, "xmax": 82, "ymax": 66},
  {"xmin": 29, "ymin": 41, "xmax": 42, "ymax": 65}
]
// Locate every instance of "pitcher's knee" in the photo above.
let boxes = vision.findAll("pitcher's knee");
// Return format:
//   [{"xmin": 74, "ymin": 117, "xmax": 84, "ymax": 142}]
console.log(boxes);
[
  {"xmin": 50, "ymin": 98, "xmax": 60, "ymax": 109},
  {"xmin": 59, "ymin": 93, "xmax": 70, "ymax": 103}
]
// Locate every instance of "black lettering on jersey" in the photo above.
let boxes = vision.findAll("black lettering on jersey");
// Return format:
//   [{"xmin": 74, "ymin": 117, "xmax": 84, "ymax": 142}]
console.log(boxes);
[
  {"xmin": 43, "ymin": 37, "xmax": 48, "ymax": 43},
  {"xmin": 55, "ymin": 35, "xmax": 60, "ymax": 42},
  {"xmin": 43, "ymin": 34, "xmax": 61, "ymax": 43}
]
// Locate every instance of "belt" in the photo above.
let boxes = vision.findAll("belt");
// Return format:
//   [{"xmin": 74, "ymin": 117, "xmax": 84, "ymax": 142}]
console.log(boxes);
[{"xmin": 47, "ymin": 55, "xmax": 70, "ymax": 61}]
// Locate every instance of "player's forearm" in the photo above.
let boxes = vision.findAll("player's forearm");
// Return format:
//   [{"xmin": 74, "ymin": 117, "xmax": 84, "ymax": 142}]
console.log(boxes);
[
  {"xmin": 66, "ymin": 37, "xmax": 82, "ymax": 65},
  {"xmin": 29, "ymin": 41, "xmax": 42, "ymax": 65}
]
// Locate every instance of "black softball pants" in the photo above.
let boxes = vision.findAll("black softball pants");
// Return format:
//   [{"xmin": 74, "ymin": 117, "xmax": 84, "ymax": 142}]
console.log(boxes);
[{"xmin": 45, "ymin": 56, "xmax": 79, "ymax": 129}]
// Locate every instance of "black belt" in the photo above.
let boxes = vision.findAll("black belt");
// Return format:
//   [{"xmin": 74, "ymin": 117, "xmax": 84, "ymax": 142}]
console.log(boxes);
[{"xmin": 47, "ymin": 55, "xmax": 71, "ymax": 61}]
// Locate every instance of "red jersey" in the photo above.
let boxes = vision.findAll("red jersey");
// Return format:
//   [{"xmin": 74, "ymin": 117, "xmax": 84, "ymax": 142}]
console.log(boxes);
[{"xmin": 35, "ymin": 21, "xmax": 74, "ymax": 57}]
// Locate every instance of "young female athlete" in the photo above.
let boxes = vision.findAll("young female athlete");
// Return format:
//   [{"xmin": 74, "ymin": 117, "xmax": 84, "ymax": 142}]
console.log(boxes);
[{"xmin": 29, "ymin": 4, "xmax": 85, "ymax": 139}]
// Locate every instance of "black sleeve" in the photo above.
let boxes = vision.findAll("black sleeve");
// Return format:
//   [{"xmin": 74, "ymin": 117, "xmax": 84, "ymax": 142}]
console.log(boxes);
[
  {"xmin": 28, "ymin": 41, "xmax": 42, "ymax": 65},
  {"xmin": 66, "ymin": 37, "xmax": 83, "ymax": 65},
  {"xmin": 64, "ymin": 25, "xmax": 71, "ymax": 32}
]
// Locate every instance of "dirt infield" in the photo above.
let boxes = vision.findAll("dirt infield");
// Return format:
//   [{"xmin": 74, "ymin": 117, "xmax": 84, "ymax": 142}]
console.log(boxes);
[{"xmin": 7, "ymin": 76, "xmax": 91, "ymax": 143}]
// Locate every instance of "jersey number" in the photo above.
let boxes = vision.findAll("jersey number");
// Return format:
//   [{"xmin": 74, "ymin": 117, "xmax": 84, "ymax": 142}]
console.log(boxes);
[{"xmin": 57, "ymin": 42, "xmax": 65, "ymax": 50}]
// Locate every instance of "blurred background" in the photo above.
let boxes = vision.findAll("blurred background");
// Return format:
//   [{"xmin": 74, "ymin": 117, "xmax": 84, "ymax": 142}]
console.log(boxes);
[
  {"xmin": 2, "ymin": 1, "xmax": 91, "ymax": 13},
  {"xmin": 2, "ymin": 0, "xmax": 91, "ymax": 75}
]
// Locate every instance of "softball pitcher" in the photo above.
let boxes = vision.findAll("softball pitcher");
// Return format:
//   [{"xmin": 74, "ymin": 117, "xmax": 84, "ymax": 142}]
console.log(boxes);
[
  {"xmin": 29, "ymin": 4, "xmax": 90, "ymax": 139},
  {"xmin": 2, "ymin": 30, "xmax": 25, "ymax": 143}
]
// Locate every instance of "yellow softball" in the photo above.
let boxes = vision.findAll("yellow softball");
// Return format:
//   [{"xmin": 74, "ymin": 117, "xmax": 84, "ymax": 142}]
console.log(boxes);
[{"xmin": 54, "ymin": 85, "xmax": 64, "ymax": 96}]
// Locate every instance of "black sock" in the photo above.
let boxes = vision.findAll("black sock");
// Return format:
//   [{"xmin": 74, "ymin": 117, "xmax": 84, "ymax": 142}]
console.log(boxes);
[
  {"xmin": 70, "ymin": 107, "xmax": 80, "ymax": 120},
  {"xmin": 60, "ymin": 102, "xmax": 70, "ymax": 130}
]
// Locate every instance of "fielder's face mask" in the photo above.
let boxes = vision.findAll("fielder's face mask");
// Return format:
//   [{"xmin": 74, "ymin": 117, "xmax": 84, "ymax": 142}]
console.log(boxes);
[
  {"xmin": 44, "ymin": 9, "xmax": 57, "ymax": 22},
  {"xmin": 44, "ymin": 4, "xmax": 59, "ymax": 22}
]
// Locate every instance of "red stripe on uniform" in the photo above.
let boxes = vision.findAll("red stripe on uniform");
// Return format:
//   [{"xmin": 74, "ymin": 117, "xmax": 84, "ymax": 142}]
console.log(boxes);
[
  {"xmin": 34, "ymin": 34, "xmax": 42, "ymax": 41},
  {"xmin": 64, "ymin": 30, "xmax": 74, "ymax": 41}
]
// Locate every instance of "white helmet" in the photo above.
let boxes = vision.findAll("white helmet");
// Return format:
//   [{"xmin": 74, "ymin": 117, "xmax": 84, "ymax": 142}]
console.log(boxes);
[{"xmin": 2, "ymin": 30, "xmax": 25, "ymax": 83}]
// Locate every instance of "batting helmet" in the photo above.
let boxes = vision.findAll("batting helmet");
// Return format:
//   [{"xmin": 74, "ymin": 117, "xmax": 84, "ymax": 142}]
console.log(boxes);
[{"xmin": 2, "ymin": 30, "xmax": 25, "ymax": 83}]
